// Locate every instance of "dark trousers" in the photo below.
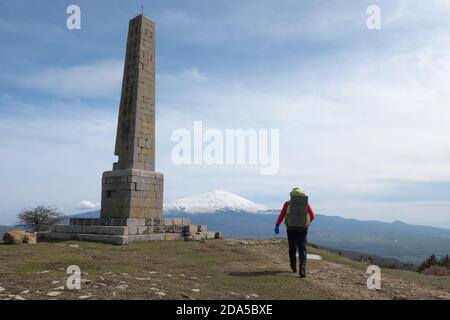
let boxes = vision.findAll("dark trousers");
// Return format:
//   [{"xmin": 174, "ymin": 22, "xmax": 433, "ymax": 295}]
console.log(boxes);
[{"xmin": 287, "ymin": 228, "xmax": 308, "ymax": 276}]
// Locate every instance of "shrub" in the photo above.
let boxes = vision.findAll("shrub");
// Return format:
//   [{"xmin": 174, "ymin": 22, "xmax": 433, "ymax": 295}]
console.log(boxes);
[
  {"xmin": 422, "ymin": 266, "xmax": 450, "ymax": 276},
  {"xmin": 17, "ymin": 205, "xmax": 65, "ymax": 232}
]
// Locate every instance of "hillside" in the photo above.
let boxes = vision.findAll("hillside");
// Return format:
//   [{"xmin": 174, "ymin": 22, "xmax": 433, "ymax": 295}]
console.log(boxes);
[
  {"xmin": 67, "ymin": 209, "xmax": 450, "ymax": 264},
  {"xmin": 164, "ymin": 212, "xmax": 450, "ymax": 264},
  {"xmin": 0, "ymin": 239, "xmax": 449, "ymax": 300}
]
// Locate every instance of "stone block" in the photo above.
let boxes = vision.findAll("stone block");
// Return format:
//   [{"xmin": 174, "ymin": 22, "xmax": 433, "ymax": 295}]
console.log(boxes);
[
  {"xmin": 184, "ymin": 224, "xmax": 198, "ymax": 234},
  {"xmin": 165, "ymin": 233, "xmax": 182, "ymax": 241},
  {"xmin": 206, "ymin": 231, "xmax": 217, "ymax": 239}
]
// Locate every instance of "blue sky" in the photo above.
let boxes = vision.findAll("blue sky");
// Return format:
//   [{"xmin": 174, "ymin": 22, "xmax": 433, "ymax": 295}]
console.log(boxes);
[{"xmin": 1, "ymin": 0, "xmax": 450, "ymax": 227}]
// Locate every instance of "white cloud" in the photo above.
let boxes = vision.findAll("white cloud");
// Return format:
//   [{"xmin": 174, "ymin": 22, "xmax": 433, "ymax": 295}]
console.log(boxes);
[
  {"xmin": 2, "ymin": 1, "xmax": 450, "ymax": 227},
  {"xmin": 0, "ymin": 98, "xmax": 115, "ymax": 224},
  {"xmin": 15, "ymin": 60, "xmax": 123, "ymax": 98},
  {"xmin": 154, "ymin": 31, "xmax": 450, "ymax": 226},
  {"xmin": 76, "ymin": 200, "xmax": 98, "ymax": 210}
]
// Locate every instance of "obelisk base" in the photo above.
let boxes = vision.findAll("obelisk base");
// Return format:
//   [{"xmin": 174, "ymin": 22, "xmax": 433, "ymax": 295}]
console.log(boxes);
[
  {"xmin": 43, "ymin": 217, "xmax": 223, "ymax": 245},
  {"xmin": 101, "ymin": 169, "xmax": 164, "ymax": 219}
]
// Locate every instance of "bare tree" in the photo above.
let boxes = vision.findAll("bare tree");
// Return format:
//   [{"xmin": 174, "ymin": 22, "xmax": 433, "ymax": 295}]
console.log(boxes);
[{"xmin": 17, "ymin": 205, "xmax": 65, "ymax": 232}]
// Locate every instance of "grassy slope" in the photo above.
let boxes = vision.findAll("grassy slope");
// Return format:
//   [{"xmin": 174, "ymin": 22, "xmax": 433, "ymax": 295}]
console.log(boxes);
[{"xmin": 0, "ymin": 239, "xmax": 449, "ymax": 300}]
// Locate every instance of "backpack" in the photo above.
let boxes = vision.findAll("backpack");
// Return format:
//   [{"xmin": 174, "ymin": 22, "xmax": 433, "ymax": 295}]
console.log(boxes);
[{"xmin": 286, "ymin": 188, "xmax": 309, "ymax": 229}]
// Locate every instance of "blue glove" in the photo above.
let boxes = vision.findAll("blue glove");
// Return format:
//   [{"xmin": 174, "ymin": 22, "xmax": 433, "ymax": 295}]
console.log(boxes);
[{"xmin": 274, "ymin": 225, "xmax": 279, "ymax": 235}]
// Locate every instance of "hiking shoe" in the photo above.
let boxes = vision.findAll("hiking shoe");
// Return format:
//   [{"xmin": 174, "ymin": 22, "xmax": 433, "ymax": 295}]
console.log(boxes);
[
  {"xmin": 300, "ymin": 264, "xmax": 306, "ymax": 278},
  {"xmin": 290, "ymin": 263, "xmax": 297, "ymax": 273}
]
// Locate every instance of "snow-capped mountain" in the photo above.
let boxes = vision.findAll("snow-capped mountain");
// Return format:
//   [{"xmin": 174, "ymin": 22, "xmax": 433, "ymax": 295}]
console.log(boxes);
[{"xmin": 164, "ymin": 190, "xmax": 270, "ymax": 214}]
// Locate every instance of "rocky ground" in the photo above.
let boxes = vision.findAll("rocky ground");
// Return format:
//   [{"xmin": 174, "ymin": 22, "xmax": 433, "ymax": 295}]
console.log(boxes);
[{"xmin": 0, "ymin": 239, "xmax": 449, "ymax": 300}]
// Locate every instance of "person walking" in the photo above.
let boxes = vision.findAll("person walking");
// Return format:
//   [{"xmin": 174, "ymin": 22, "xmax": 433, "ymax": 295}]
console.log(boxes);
[{"xmin": 274, "ymin": 188, "xmax": 315, "ymax": 278}]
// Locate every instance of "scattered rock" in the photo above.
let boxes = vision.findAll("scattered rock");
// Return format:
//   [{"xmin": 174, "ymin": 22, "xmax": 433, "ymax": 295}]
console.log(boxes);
[
  {"xmin": 154, "ymin": 291, "xmax": 166, "ymax": 297},
  {"xmin": 20, "ymin": 290, "xmax": 30, "ymax": 294},
  {"xmin": 306, "ymin": 254, "xmax": 322, "ymax": 260},
  {"xmin": 185, "ymin": 233, "xmax": 204, "ymax": 241},
  {"xmin": 191, "ymin": 289, "xmax": 201, "ymax": 293},
  {"xmin": 2, "ymin": 230, "xmax": 37, "ymax": 245},
  {"xmin": 36, "ymin": 270, "xmax": 50, "ymax": 274},
  {"xmin": 115, "ymin": 284, "xmax": 128, "ymax": 290},
  {"xmin": 246, "ymin": 293, "xmax": 259, "ymax": 299},
  {"xmin": 52, "ymin": 286, "xmax": 65, "ymax": 291},
  {"xmin": 149, "ymin": 271, "xmax": 158, "ymax": 274},
  {"xmin": 78, "ymin": 294, "xmax": 93, "ymax": 300},
  {"xmin": 51, "ymin": 281, "xmax": 61, "ymax": 285},
  {"xmin": 47, "ymin": 291, "xmax": 62, "ymax": 297},
  {"xmin": 13, "ymin": 295, "xmax": 25, "ymax": 300},
  {"xmin": 136, "ymin": 278, "xmax": 152, "ymax": 281},
  {"xmin": 150, "ymin": 287, "xmax": 159, "ymax": 291},
  {"xmin": 0, "ymin": 287, "xmax": 5, "ymax": 293},
  {"xmin": 69, "ymin": 244, "xmax": 79, "ymax": 248}
]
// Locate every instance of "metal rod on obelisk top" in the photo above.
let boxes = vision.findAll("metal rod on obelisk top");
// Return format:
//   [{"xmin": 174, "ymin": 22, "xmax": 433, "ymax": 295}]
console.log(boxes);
[{"xmin": 141, "ymin": 5, "xmax": 144, "ymax": 15}]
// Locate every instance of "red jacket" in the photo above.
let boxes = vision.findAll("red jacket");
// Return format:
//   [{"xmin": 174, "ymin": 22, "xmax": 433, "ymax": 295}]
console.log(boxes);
[{"xmin": 276, "ymin": 201, "xmax": 315, "ymax": 226}]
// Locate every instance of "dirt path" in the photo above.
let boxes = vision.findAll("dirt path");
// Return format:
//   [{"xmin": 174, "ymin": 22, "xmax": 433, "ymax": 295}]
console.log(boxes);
[{"xmin": 227, "ymin": 239, "xmax": 450, "ymax": 300}]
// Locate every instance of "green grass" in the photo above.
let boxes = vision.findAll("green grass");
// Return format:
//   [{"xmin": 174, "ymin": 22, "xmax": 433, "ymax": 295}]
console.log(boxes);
[{"xmin": 0, "ymin": 239, "xmax": 448, "ymax": 300}]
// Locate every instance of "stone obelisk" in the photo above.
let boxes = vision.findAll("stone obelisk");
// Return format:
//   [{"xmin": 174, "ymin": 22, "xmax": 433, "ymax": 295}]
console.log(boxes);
[
  {"xmin": 101, "ymin": 14, "xmax": 164, "ymax": 219},
  {"xmin": 46, "ymin": 14, "xmax": 222, "ymax": 244}
]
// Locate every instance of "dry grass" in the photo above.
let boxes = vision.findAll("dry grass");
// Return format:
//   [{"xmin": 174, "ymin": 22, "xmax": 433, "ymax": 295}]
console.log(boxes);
[{"xmin": 0, "ymin": 239, "xmax": 449, "ymax": 300}]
